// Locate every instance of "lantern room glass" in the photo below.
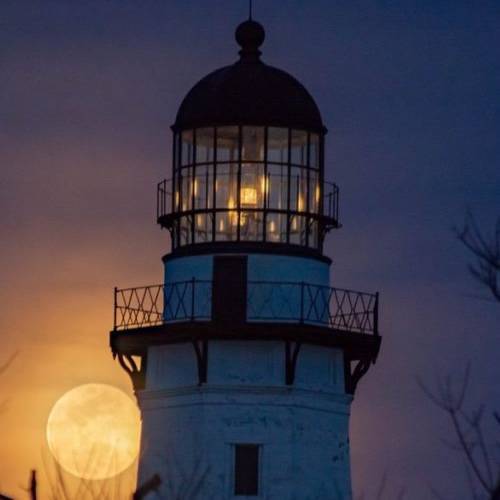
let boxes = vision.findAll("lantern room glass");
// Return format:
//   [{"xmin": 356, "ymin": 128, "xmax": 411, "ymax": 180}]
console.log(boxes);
[{"xmin": 173, "ymin": 126, "xmax": 323, "ymax": 249}]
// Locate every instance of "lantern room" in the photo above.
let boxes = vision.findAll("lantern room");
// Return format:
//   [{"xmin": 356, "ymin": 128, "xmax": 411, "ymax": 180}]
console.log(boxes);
[{"xmin": 157, "ymin": 20, "xmax": 339, "ymax": 254}]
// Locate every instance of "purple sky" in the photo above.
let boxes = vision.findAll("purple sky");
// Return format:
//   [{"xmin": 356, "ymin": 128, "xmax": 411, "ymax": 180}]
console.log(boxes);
[{"xmin": 1, "ymin": 1, "xmax": 500, "ymax": 498}]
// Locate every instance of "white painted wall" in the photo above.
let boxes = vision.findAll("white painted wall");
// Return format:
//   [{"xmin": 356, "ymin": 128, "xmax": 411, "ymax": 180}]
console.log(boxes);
[
  {"xmin": 163, "ymin": 253, "xmax": 331, "ymax": 324},
  {"xmin": 164, "ymin": 253, "xmax": 330, "ymax": 287},
  {"xmin": 138, "ymin": 340, "xmax": 353, "ymax": 499}
]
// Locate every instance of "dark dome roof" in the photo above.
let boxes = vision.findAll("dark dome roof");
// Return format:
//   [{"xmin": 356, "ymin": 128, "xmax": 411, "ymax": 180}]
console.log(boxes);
[{"xmin": 173, "ymin": 20, "xmax": 325, "ymax": 133}]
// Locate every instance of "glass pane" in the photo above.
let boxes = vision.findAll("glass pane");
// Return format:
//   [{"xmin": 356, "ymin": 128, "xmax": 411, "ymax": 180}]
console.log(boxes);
[
  {"xmin": 266, "ymin": 212, "xmax": 287, "ymax": 243},
  {"xmin": 180, "ymin": 167, "xmax": 193, "ymax": 211},
  {"xmin": 194, "ymin": 213, "xmax": 211, "ymax": 243},
  {"xmin": 179, "ymin": 216, "xmax": 191, "ymax": 246},
  {"xmin": 289, "ymin": 215, "xmax": 306, "ymax": 245},
  {"xmin": 174, "ymin": 133, "xmax": 181, "ymax": 168},
  {"xmin": 196, "ymin": 128, "xmax": 214, "ymax": 164},
  {"xmin": 174, "ymin": 177, "xmax": 181, "ymax": 211},
  {"xmin": 310, "ymin": 133, "xmax": 320, "ymax": 169},
  {"xmin": 267, "ymin": 127, "xmax": 288, "ymax": 163},
  {"xmin": 290, "ymin": 130, "xmax": 308, "ymax": 166},
  {"xmin": 215, "ymin": 212, "xmax": 237, "ymax": 241},
  {"xmin": 215, "ymin": 164, "xmax": 238, "ymax": 209},
  {"xmin": 241, "ymin": 163, "xmax": 265, "ymax": 209},
  {"xmin": 267, "ymin": 164, "xmax": 287, "ymax": 210},
  {"xmin": 242, "ymin": 127, "xmax": 264, "ymax": 161},
  {"xmin": 217, "ymin": 127, "xmax": 239, "ymax": 162},
  {"xmin": 308, "ymin": 219, "xmax": 319, "ymax": 248},
  {"xmin": 181, "ymin": 130, "xmax": 194, "ymax": 166},
  {"xmin": 240, "ymin": 211, "xmax": 263, "ymax": 241},
  {"xmin": 194, "ymin": 165, "xmax": 213, "ymax": 210},
  {"xmin": 290, "ymin": 167, "xmax": 307, "ymax": 212},
  {"xmin": 308, "ymin": 170, "xmax": 319, "ymax": 213}
]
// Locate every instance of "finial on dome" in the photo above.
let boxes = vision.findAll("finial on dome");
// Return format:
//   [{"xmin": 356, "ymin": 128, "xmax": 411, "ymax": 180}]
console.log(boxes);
[{"xmin": 235, "ymin": 19, "xmax": 265, "ymax": 61}]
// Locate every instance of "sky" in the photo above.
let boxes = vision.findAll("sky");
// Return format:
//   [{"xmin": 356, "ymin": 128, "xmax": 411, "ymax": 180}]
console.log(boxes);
[{"xmin": 1, "ymin": 0, "xmax": 500, "ymax": 498}]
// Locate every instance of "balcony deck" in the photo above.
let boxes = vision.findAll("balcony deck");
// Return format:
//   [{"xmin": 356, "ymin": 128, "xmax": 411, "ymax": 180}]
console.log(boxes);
[
  {"xmin": 111, "ymin": 280, "xmax": 380, "ymax": 356},
  {"xmin": 113, "ymin": 280, "xmax": 377, "ymax": 332}
]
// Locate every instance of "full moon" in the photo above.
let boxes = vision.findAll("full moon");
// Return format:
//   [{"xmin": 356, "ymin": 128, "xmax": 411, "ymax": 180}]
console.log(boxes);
[{"xmin": 46, "ymin": 383, "xmax": 141, "ymax": 480}]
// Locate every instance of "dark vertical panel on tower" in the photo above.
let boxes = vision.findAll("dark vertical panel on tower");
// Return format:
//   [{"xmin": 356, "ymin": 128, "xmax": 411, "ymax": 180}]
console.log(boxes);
[
  {"xmin": 212, "ymin": 256, "xmax": 247, "ymax": 324},
  {"xmin": 234, "ymin": 444, "xmax": 259, "ymax": 495}
]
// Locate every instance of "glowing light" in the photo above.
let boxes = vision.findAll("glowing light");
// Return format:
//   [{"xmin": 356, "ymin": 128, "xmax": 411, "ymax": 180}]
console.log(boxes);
[
  {"xmin": 269, "ymin": 220, "xmax": 276, "ymax": 232},
  {"xmin": 228, "ymin": 197, "xmax": 238, "ymax": 224},
  {"xmin": 298, "ymin": 194, "xmax": 304, "ymax": 212},
  {"xmin": 46, "ymin": 384, "xmax": 141, "ymax": 480},
  {"xmin": 260, "ymin": 176, "xmax": 268, "ymax": 196},
  {"xmin": 241, "ymin": 187, "xmax": 257, "ymax": 206}
]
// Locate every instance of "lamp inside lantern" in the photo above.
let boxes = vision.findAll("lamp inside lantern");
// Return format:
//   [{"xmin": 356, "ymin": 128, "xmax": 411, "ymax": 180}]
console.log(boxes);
[{"xmin": 241, "ymin": 186, "xmax": 258, "ymax": 206}]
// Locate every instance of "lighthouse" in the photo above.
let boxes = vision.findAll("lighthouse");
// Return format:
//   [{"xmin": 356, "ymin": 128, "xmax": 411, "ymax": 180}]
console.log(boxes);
[{"xmin": 110, "ymin": 17, "xmax": 381, "ymax": 500}]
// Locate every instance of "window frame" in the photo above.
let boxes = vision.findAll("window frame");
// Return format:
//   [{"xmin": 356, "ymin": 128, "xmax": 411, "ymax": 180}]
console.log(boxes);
[{"xmin": 172, "ymin": 126, "xmax": 326, "ymax": 251}]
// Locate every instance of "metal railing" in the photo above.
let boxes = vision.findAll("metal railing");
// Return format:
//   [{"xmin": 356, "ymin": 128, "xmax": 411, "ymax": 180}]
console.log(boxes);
[
  {"xmin": 114, "ymin": 279, "xmax": 378, "ymax": 335},
  {"xmin": 247, "ymin": 281, "xmax": 377, "ymax": 334},
  {"xmin": 114, "ymin": 280, "xmax": 211, "ymax": 330},
  {"xmin": 157, "ymin": 179, "xmax": 172, "ymax": 221},
  {"xmin": 157, "ymin": 178, "xmax": 339, "ymax": 222},
  {"xmin": 323, "ymin": 181, "xmax": 340, "ymax": 222}
]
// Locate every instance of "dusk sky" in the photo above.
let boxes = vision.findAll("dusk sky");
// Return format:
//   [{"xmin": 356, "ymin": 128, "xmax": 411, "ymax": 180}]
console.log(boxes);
[{"xmin": 1, "ymin": 1, "xmax": 500, "ymax": 498}]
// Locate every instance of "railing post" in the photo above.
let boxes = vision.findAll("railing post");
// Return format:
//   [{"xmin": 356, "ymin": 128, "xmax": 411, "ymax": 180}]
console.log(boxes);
[
  {"xmin": 191, "ymin": 277, "xmax": 196, "ymax": 321},
  {"xmin": 374, "ymin": 292, "xmax": 379, "ymax": 336},
  {"xmin": 336, "ymin": 185, "xmax": 340, "ymax": 222},
  {"xmin": 156, "ymin": 182, "xmax": 159, "ymax": 220},
  {"xmin": 300, "ymin": 281, "xmax": 304, "ymax": 323},
  {"xmin": 113, "ymin": 287, "xmax": 118, "ymax": 330}
]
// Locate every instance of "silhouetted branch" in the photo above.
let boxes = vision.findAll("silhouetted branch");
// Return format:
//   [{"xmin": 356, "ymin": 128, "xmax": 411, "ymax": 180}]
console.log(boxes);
[
  {"xmin": 455, "ymin": 213, "xmax": 500, "ymax": 303},
  {"xmin": 41, "ymin": 448, "xmax": 136, "ymax": 500},
  {"xmin": 396, "ymin": 486, "xmax": 407, "ymax": 500},
  {"xmin": 0, "ymin": 352, "xmax": 18, "ymax": 414},
  {"xmin": 356, "ymin": 472, "xmax": 405, "ymax": 500},
  {"xmin": 0, "ymin": 352, "xmax": 18, "ymax": 376},
  {"xmin": 30, "ymin": 470, "xmax": 37, "ymax": 500},
  {"xmin": 430, "ymin": 484, "xmax": 448, "ymax": 500},
  {"xmin": 375, "ymin": 471, "xmax": 387, "ymax": 500},
  {"xmin": 419, "ymin": 367, "xmax": 500, "ymax": 499},
  {"xmin": 133, "ymin": 474, "xmax": 161, "ymax": 500}
]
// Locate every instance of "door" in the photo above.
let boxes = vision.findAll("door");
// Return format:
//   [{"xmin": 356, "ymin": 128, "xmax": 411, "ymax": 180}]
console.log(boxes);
[{"xmin": 212, "ymin": 256, "xmax": 247, "ymax": 324}]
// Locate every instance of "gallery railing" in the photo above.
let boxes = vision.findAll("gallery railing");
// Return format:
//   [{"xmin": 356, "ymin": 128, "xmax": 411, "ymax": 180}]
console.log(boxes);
[
  {"xmin": 157, "ymin": 178, "xmax": 340, "ymax": 222},
  {"xmin": 113, "ymin": 280, "xmax": 212, "ymax": 330},
  {"xmin": 247, "ymin": 281, "xmax": 377, "ymax": 334},
  {"xmin": 114, "ymin": 280, "xmax": 378, "ymax": 335}
]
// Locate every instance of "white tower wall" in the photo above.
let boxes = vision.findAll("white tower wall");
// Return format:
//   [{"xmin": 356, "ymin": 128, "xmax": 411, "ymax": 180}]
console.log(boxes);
[{"xmin": 137, "ymin": 340, "xmax": 352, "ymax": 499}]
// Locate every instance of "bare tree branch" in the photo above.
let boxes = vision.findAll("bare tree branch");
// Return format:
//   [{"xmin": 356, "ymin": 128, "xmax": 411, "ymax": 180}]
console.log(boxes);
[
  {"xmin": 0, "ymin": 352, "xmax": 18, "ymax": 376},
  {"xmin": 455, "ymin": 213, "xmax": 500, "ymax": 303},
  {"xmin": 374, "ymin": 471, "xmax": 387, "ymax": 500},
  {"xmin": 420, "ymin": 366, "xmax": 500, "ymax": 499}
]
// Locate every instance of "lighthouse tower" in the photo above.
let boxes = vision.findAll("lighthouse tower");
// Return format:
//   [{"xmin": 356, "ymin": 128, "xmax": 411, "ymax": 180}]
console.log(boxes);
[{"xmin": 111, "ymin": 18, "xmax": 381, "ymax": 500}]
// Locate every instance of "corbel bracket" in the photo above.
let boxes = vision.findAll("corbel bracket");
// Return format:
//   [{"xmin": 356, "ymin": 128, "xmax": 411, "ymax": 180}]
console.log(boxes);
[
  {"xmin": 285, "ymin": 340, "xmax": 302, "ymax": 385},
  {"xmin": 191, "ymin": 339, "xmax": 208, "ymax": 385},
  {"xmin": 344, "ymin": 355, "xmax": 372, "ymax": 395},
  {"xmin": 118, "ymin": 353, "xmax": 148, "ymax": 391}
]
